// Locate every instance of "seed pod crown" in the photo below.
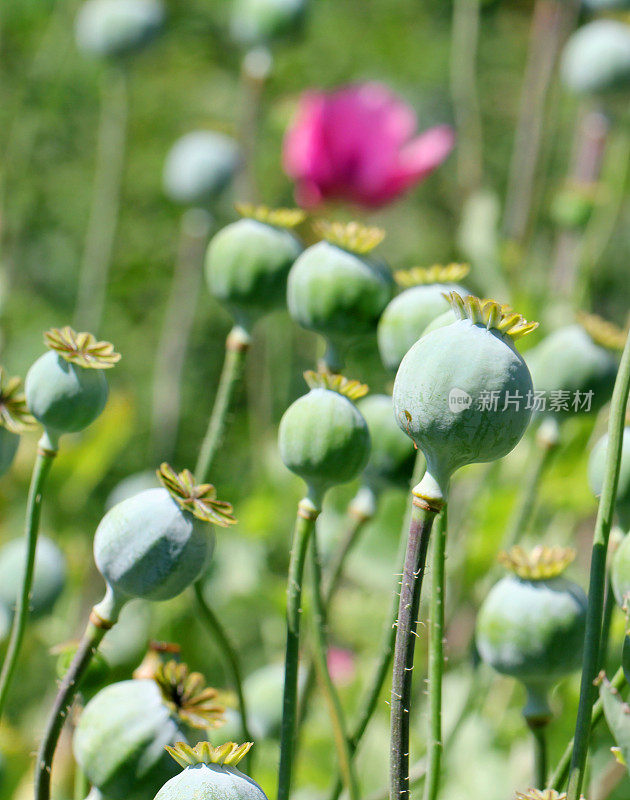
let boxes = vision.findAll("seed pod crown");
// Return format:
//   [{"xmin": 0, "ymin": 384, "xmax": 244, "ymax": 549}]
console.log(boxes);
[{"xmin": 165, "ymin": 740, "xmax": 253, "ymax": 769}]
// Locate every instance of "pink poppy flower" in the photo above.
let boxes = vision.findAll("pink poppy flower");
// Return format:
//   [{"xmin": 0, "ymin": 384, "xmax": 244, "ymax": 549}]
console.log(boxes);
[{"xmin": 283, "ymin": 82, "xmax": 455, "ymax": 208}]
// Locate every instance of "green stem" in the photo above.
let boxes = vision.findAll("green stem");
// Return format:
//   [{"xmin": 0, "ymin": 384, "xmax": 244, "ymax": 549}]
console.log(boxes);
[
  {"xmin": 598, "ymin": 575, "xmax": 615, "ymax": 673},
  {"xmin": 423, "ymin": 507, "xmax": 448, "ymax": 800},
  {"xmin": 390, "ymin": 498, "xmax": 439, "ymax": 800},
  {"xmin": 150, "ymin": 209, "xmax": 212, "ymax": 463},
  {"xmin": 297, "ymin": 494, "xmax": 374, "ymax": 732},
  {"xmin": 504, "ymin": 428, "xmax": 558, "ymax": 547},
  {"xmin": 34, "ymin": 617, "xmax": 109, "ymax": 800},
  {"xmin": 0, "ymin": 442, "xmax": 56, "ymax": 719},
  {"xmin": 194, "ymin": 325, "xmax": 250, "ymax": 484},
  {"xmin": 566, "ymin": 329, "xmax": 630, "ymax": 800},
  {"xmin": 548, "ymin": 666, "xmax": 626, "ymax": 791},
  {"xmin": 73, "ymin": 64, "xmax": 128, "ymax": 332},
  {"xmin": 277, "ymin": 498, "xmax": 320, "ymax": 800},
  {"xmin": 192, "ymin": 582, "xmax": 253, "ymax": 771},
  {"xmin": 531, "ymin": 724, "xmax": 548, "ymax": 789},
  {"xmin": 309, "ymin": 532, "xmax": 360, "ymax": 800}
]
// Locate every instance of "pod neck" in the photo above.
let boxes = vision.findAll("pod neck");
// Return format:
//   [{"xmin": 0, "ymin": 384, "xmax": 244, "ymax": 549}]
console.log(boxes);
[{"xmin": 523, "ymin": 682, "xmax": 552, "ymax": 728}]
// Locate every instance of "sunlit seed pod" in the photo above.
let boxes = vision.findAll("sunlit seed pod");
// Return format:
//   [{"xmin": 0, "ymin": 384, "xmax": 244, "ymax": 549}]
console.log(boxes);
[
  {"xmin": 561, "ymin": 19, "xmax": 630, "ymax": 95},
  {"xmin": 205, "ymin": 216, "xmax": 303, "ymax": 330},
  {"xmin": 377, "ymin": 283, "xmax": 467, "ymax": 373},
  {"xmin": 163, "ymin": 132, "xmax": 240, "ymax": 207},
  {"xmin": 278, "ymin": 374, "xmax": 370, "ymax": 503},
  {"xmin": 476, "ymin": 547, "xmax": 587, "ymax": 721},
  {"xmin": 230, "ymin": 0, "xmax": 307, "ymax": 46},
  {"xmin": 527, "ymin": 324, "xmax": 618, "ymax": 421},
  {"xmin": 393, "ymin": 295, "xmax": 535, "ymax": 501},
  {"xmin": 154, "ymin": 742, "xmax": 265, "ymax": 800},
  {"xmin": 588, "ymin": 427, "xmax": 630, "ymax": 531},
  {"xmin": 0, "ymin": 536, "xmax": 66, "ymax": 620},
  {"xmin": 356, "ymin": 394, "xmax": 416, "ymax": 492},
  {"xmin": 75, "ymin": 0, "xmax": 165, "ymax": 59}
]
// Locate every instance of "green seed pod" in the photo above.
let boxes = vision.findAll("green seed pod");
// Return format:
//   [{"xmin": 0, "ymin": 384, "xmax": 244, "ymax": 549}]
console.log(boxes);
[
  {"xmin": 476, "ymin": 546, "xmax": 587, "ymax": 722},
  {"xmin": 356, "ymin": 394, "xmax": 415, "ymax": 493},
  {"xmin": 74, "ymin": 662, "xmax": 225, "ymax": 800},
  {"xmin": 205, "ymin": 206, "xmax": 304, "ymax": 331},
  {"xmin": 230, "ymin": 0, "xmax": 307, "ymax": 46},
  {"xmin": 0, "ymin": 367, "xmax": 35, "ymax": 477},
  {"xmin": 393, "ymin": 295, "xmax": 537, "ymax": 503},
  {"xmin": 561, "ymin": 20, "xmax": 630, "ymax": 95},
  {"xmin": 75, "ymin": 0, "xmax": 164, "ymax": 59},
  {"xmin": 287, "ymin": 222, "xmax": 393, "ymax": 370},
  {"xmin": 527, "ymin": 320, "xmax": 619, "ymax": 422},
  {"xmin": 0, "ymin": 535, "xmax": 66, "ymax": 619},
  {"xmin": 610, "ymin": 526, "xmax": 630, "ymax": 606},
  {"xmin": 93, "ymin": 464, "xmax": 235, "ymax": 623},
  {"xmin": 589, "ymin": 427, "xmax": 630, "ymax": 531},
  {"xmin": 163, "ymin": 132, "xmax": 240, "ymax": 207},
  {"xmin": 25, "ymin": 328, "xmax": 120, "ymax": 448},
  {"xmin": 377, "ymin": 264, "xmax": 470, "ymax": 373},
  {"xmin": 155, "ymin": 742, "xmax": 265, "ymax": 800},
  {"xmin": 278, "ymin": 371, "xmax": 371, "ymax": 504}
]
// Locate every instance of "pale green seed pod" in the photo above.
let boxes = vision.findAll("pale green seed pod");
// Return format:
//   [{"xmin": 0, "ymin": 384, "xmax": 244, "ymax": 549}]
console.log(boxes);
[
  {"xmin": 393, "ymin": 295, "xmax": 536, "ymax": 502},
  {"xmin": 561, "ymin": 20, "xmax": 630, "ymax": 95},
  {"xmin": 75, "ymin": 0, "xmax": 164, "ymax": 59},
  {"xmin": 0, "ymin": 535, "xmax": 66, "ymax": 619},
  {"xmin": 74, "ymin": 663, "xmax": 224, "ymax": 800},
  {"xmin": 278, "ymin": 372, "xmax": 370, "ymax": 504},
  {"xmin": 92, "ymin": 464, "xmax": 235, "ymax": 623},
  {"xmin": 287, "ymin": 223, "xmax": 392, "ymax": 370},
  {"xmin": 611, "ymin": 527, "xmax": 630, "ymax": 606},
  {"xmin": 527, "ymin": 323, "xmax": 618, "ymax": 422},
  {"xmin": 163, "ymin": 132, "xmax": 239, "ymax": 207},
  {"xmin": 154, "ymin": 742, "xmax": 265, "ymax": 800},
  {"xmin": 230, "ymin": 0, "xmax": 307, "ymax": 46},
  {"xmin": 356, "ymin": 394, "xmax": 416, "ymax": 493},
  {"xmin": 0, "ymin": 428, "xmax": 19, "ymax": 478},
  {"xmin": 205, "ymin": 208, "xmax": 303, "ymax": 331},
  {"xmin": 377, "ymin": 264, "xmax": 470, "ymax": 373},
  {"xmin": 588, "ymin": 427, "xmax": 630, "ymax": 531},
  {"xmin": 476, "ymin": 547, "xmax": 587, "ymax": 722}
]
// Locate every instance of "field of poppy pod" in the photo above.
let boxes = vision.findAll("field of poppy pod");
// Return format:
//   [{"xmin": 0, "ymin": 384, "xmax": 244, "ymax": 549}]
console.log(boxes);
[{"xmin": 2, "ymin": 1, "xmax": 630, "ymax": 800}]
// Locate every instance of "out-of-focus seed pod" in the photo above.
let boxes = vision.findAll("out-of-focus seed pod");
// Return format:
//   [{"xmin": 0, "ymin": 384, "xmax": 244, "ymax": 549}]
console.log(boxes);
[
  {"xmin": 75, "ymin": 0, "xmax": 165, "ymax": 59},
  {"xmin": 0, "ymin": 536, "xmax": 66, "ymax": 620},
  {"xmin": 230, "ymin": 0, "xmax": 307, "ymax": 47},
  {"xmin": 589, "ymin": 426, "xmax": 630, "ymax": 531},
  {"xmin": 561, "ymin": 20, "xmax": 630, "ymax": 95},
  {"xmin": 163, "ymin": 132, "xmax": 240, "ymax": 207}
]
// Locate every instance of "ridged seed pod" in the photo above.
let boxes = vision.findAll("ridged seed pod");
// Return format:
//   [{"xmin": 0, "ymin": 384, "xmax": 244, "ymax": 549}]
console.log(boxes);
[
  {"xmin": 154, "ymin": 742, "xmax": 266, "ymax": 800},
  {"xmin": 75, "ymin": 0, "xmax": 164, "ymax": 59},
  {"xmin": 476, "ymin": 546, "xmax": 587, "ymax": 722}
]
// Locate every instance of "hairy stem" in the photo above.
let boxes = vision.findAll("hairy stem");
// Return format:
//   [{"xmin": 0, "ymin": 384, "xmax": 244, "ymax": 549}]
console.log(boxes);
[
  {"xmin": 0, "ymin": 442, "xmax": 56, "ymax": 719},
  {"xmin": 73, "ymin": 65, "xmax": 128, "ymax": 332},
  {"xmin": 193, "ymin": 582, "xmax": 253, "ymax": 771},
  {"xmin": 309, "ymin": 532, "xmax": 360, "ymax": 800},
  {"xmin": 34, "ymin": 615, "xmax": 110, "ymax": 800},
  {"xmin": 390, "ymin": 498, "xmax": 439, "ymax": 800},
  {"xmin": 195, "ymin": 325, "xmax": 251, "ymax": 483},
  {"xmin": 548, "ymin": 666, "xmax": 626, "ymax": 791},
  {"xmin": 150, "ymin": 209, "xmax": 212, "ymax": 463},
  {"xmin": 423, "ymin": 507, "xmax": 447, "ymax": 800},
  {"xmin": 277, "ymin": 498, "xmax": 320, "ymax": 800},
  {"xmin": 566, "ymin": 329, "xmax": 630, "ymax": 800}
]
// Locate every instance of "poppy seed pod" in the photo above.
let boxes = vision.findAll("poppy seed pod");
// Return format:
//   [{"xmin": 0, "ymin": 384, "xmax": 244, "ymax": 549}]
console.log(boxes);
[
  {"xmin": 75, "ymin": 0, "xmax": 164, "ymax": 59},
  {"xmin": 74, "ymin": 662, "xmax": 225, "ymax": 800},
  {"xmin": 92, "ymin": 464, "xmax": 235, "ymax": 623},
  {"xmin": 610, "ymin": 524, "xmax": 630, "ymax": 606},
  {"xmin": 163, "ymin": 132, "xmax": 240, "ymax": 207},
  {"xmin": 205, "ymin": 206, "xmax": 304, "ymax": 332},
  {"xmin": 393, "ymin": 295, "xmax": 537, "ymax": 503},
  {"xmin": 589, "ymin": 427, "xmax": 630, "ymax": 531},
  {"xmin": 278, "ymin": 371, "xmax": 371, "ymax": 504},
  {"xmin": 154, "ymin": 741, "xmax": 266, "ymax": 800},
  {"xmin": 377, "ymin": 264, "xmax": 470, "ymax": 373},
  {"xmin": 561, "ymin": 20, "xmax": 630, "ymax": 95},
  {"xmin": 527, "ymin": 321, "xmax": 619, "ymax": 422},
  {"xmin": 25, "ymin": 328, "xmax": 120, "ymax": 449},
  {"xmin": 356, "ymin": 394, "xmax": 416, "ymax": 493},
  {"xmin": 476, "ymin": 546, "xmax": 587, "ymax": 722},
  {"xmin": 0, "ymin": 536, "xmax": 66, "ymax": 620},
  {"xmin": 287, "ymin": 222, "xmax": 393, "ymax": 370},
  {"xmin": 230, "ymin": 0, "xmax": 307, "ymax": 46},
  {"xmin": 0, "ymin": 368, "xmax": 35, "ymax": 476}
]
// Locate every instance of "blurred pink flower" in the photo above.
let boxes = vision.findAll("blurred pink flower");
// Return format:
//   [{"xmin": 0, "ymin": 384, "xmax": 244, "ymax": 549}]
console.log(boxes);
[
  {"xmin": 327, "ymin": 647, "xmax": 356, "ymax": 686},
  {"xmin": 283, "ymin": 82, "xmax": 455, "ymax": 208}
]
